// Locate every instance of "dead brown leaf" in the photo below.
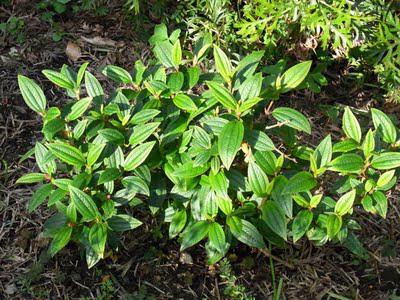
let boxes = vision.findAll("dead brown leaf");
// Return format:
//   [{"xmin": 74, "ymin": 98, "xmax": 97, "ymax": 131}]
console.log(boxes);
[{"xmin": 65, "ymin": 41, "xmax": 82, "ymax": 62}]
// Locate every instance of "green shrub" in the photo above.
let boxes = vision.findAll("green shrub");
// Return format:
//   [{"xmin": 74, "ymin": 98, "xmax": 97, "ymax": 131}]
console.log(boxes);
[
  {"xmin": 169, "ymin": 0, "xmax": 399, "ymax": 100},
  {"xmin": 17, "ymin": 24, "xmax": 400, "ymax": 267}
]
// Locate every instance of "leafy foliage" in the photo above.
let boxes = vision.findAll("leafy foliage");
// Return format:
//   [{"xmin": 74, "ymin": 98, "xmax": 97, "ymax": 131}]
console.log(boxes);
[{"xmin": 17, "ymin": 25, "xmax": 400, "ymax": 268}]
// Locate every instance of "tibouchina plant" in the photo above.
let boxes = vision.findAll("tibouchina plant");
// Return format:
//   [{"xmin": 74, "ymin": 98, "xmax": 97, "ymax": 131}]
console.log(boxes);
[{"xmin": 18, "ymin": 24, "xmax": 400, "ymax": 267}]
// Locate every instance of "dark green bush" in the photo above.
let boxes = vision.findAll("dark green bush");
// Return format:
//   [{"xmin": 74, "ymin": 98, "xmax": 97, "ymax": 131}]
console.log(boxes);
[{"xmin": 17, "ymin": 25, "xmax": 400, "ymax": 267}]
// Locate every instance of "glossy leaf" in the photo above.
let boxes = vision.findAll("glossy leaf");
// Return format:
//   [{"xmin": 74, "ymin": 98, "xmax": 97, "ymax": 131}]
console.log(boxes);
[
  {"xmin": 18, "ymin": 75, "xmax": 46, "ymax": 113},
  {"xmin": 218, "ymin": 120, "xmax": 244, "ymax": 170},
  {"xmin": 343, "ymin": 107, "xmax": 361, "ymax": 143},
  {"xmin": 261, "ymin": 201, "xmax": 287, "ymax": 240},
  {"xmin": 124, "ymin": 141, "xmax": 156, "ymax": 171},
  {"xmin": 48, "ymin": 142, "xmax": 85, "ymax": 167},
  {"xmin": 272, "ymin": 107, "xmax": 311, "ymax": 134},
  {"xmin": 69, "ymin": 186, "xmax": 99, "ymax": 221}
]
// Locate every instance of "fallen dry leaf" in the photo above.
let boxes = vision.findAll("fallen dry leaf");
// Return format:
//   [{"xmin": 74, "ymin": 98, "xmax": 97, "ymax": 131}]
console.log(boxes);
[
  {"xmin": 81, "ymin": 36, "xmax": 125, "ymax": 48},
  {"xmin": 65, "ymin": 41, "xmax": 82, "ymax": 62}
]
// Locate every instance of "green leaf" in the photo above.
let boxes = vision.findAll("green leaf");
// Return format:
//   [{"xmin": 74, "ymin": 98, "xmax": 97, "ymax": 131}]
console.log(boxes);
[
  {"xmin": 377, "ymin": 170, "xmax": 395, "ymax": 188},
  {"xmin": 280, "ymin": 61, "xmax": 312, "ymax": 92},
  {"xmin": 122, "ymin": 176, "xmax": 149, "ymax": 196},
  {"xmin": 66, "ymin": 97, "xmax": 92, "ymax": 121},
  {"xmin": 102, "ymin": 65, "xmax": 133, "ymax": 84},
  {"xmin": 207, "ymin": 81, "xmax": 237, "ymax": 111},
  {"xmin": 180, "ymin": 220, "xmax": 210, "ymax": 251},
  {"xmin": 87, "ymin": 143, "xmax": 106, "ymax": 167},
  {"xmin": 283, "ymin": 172, "xmax": 316, "ymax": 194},
  {"xmin": 208, "ymin": 222, "xmax": 226, "ymax": 253},
  {"xmin": 334, "ymin": 189, "xmax": 356, "ymax": 216},
  {"xmin": 248, "ymin": 161, "xmax": 269, "ymax": 197},
  {"xmin": 218, "ymin": 120, "xmax": 244, "ymax": 170},
  {"xmin": 362, "ymin": 129, "xmax": 375, "ymax": 157},
  {"xmin": 130, "ymin": 109, "xmax": 160, "ymax": 125},
  {"xmin": 85, "ymin": 71, "xmax": 104, "ymax": 104},
  {"xmin": 169, "ymin": 210, "xmax": 187, "ymax": 239},
  {"xmin": 217, "ymin": 197, "xmax": 233, "ymax": 215},
  {"xmin": 49, "ymin": 226, "xmax": 72, "ymax": 257},
  {"xmin": 193, "ymin": 126, "xmax": 212, "ymax": 149},
  {"xmin": 329, "ymin": 154, "xmax": 364, "ymax": 173},
  {"xmin": 16, "ymin": 173, "xmax": 46, "ymax": 184},
  {"xmin": 123, "ymin": 141, "xmax": 156, "ymax": 171},
  {"xmin": 238, "ymin": 73, "xmax": 262, "ymax": 100},
  {"xmin": 371, "ymin": 108, "xmax": 397, "ymax": 144},
  {"xmin": 213, "ymin": 45, "xmax": 232, "ymax": 83},
  {"xmin": 247, "ymin": 130, "xmax": 275, "ymax": 151},
  {"xmin": 173, "ymin": 162, "xmax": 209, "ymax": 178},
  {"xmin": 209, "ymin": 171, "xmax": 228, "ymax": 197},
  {"xmin": 18, "ymin": 75, "xmax": 46, "ymax": 113},
  {"xmin": 342, "ymin": 107, "xmax": 361, "ymax": 143},
  {"xmin": 154, "ymin": 41, "xmax": 175, "ymax": 68},
  {"xmin": 254, "ymin": 151, "xmax": 277, "ymax": 175},
  {"xmin": 69, "ymin": 186, "xmax": 99, "ymax": 222},
  {"xmin": 371, "ymin": 152, "xmax": 400, "ymax": 170},
  {"xmin": 28, "ymin": 184, "xmax": 52, "ymax": 212},
  {"xmin": 272, "ymin": 107, "xmax": 311, "ymax": 134},
  {"xmin": 172, "ymin": 39, "xmax": 182, "ymax": 67},
  {"xmin": 108, "ymin": 214, "xmax": 142, "ymax": 232},
  {"xmin": 47, "ymin": 142, "xmax": 85, "ymax": 167},
  {"xmin": 327, "ymin": 214, "xmax": 342, "ymax": 239},
  {"xmin": 261, "ymin": 201, "xmax": 287, "ymax": 240},
  {"xmin": 373, "ymin": 191, "xmax": 387, "ymax": 218},
  {"xmin": 227, "ymin": 216, "xmax": 265, "ymax": 248},
  {"xmin": 76, "ymin": 62, "xmax": 88, "ymax": 86},
  {"xmin": 292, "ymin": 210, "xmax": 313, "ymax": 243},
  {"xmin": 89, "ymin": 223, "xmax": 107, "ymax": 258},
  {"xmin": 42, "ymin": 70, "xmax": 75, "ymax": 89},
  {"xmin": 98, "ymin": 168, "xmax": 121, "ymax": 184},
  {"xmin": 129, "ymin": 122, "xmax": 160, "ymax": 147},
  {"xmin": 98, "ymin": 128, "xmax": 125, "ymax": 145},
  {"xmin": 314, "ymin": 135, "xmax": 332, "ymax": 168},
  {"xmin": 173, "ymin": 94, "xmax": 198, "ymax": 112}
]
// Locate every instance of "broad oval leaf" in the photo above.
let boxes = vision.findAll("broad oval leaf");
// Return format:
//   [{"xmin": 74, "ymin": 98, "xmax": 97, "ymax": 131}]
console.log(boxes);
[
  {"xmin": 18, "ymin": 75, "xmax": 46, "ymax": 113},
  {"xmin": 292, "ymin": 210, "xmax": 313, "ymax": 243},
  {"xmin": 17, "ymin": 173, "xmax": 46, "ymax": 184},
  {"xmin": 248, "ymin": 161, "xmax": 269, "ymax": 197},
  {"xmin": 173, "ymin": 94, "xmax": 198, "ymax": 112},
  {"xmin": 371, "ymin": 152, "xmax": 400, "ymax": 170},
  {"xmin": 28, "ymin": 184, "xmax": 53, "ymax": 212},
  {"xmin": 334, "ymin": 189, "xmax": 356, "ymax": 216},
  {"xmin": 342, "ymin": 107, "xmax": 361, "ymax": 143},
  {"xmin": 180, "ymin": 220, "xmax": 211, "ymax": 251},
  {"xmin": 329, "ymin": 154, "xmax": 364, "ymax": 173},
  {"xmin": 280, "ymin": 61, "xmax": 312, "ymax": 92},
  {"xmin": 108, "ymin": 214, "xmax": 142, "ymax": 232},
  {"xmin": 208, "ymin": 222, "xmax": 226, "ymax": 253},
  {"xmin": 218, "ymin": 120, "xmax": 244, "ymax": 170},
  {"xmin": 66, "ymin": 97, "xmax": 92, "ymax": 121},
  {"xmin": 261, "ymin": 201, "xmax": 287, "ymax": 240},
  {"xmin": 124, "ymin": 141, "xmax": 156, "ymax": 171},
  {"xmin": 42, "ymin": 70, "xmax": 75, "ymax": 90},
  {"xmin": 207, "ymin": 81, "xmax": 237, "ymax": 110},
  {"xmin": 69, "ymin": 186, "xmax": 99, "ymax": 221},
  {"xmin": 283, "ymin": 171, "xmax": 316, "ymax": 194},
  {"xmin": 272, "ymin": 107, "xmax": 311, "ymax": 134},
  {"xmin": 89, "ymin": 223, "xmax": 107, "ymax": 258},
  {"xmin": 371, "ymin": 108, "xmax": 397, "ymax": 144},
  {"xmin": 213, "ymin": 45, "xmax": 232, "ymax": 83},
  {"xmin": 227, "ymin": 216, "xmax": 265, "ymax": 248},
  {"xmin": 102, "ymin": 65, "xmax": 133, "ymax": 84},
  {"xmin": 169, "ymin": 210, "xmax": 187, "ymax": 239},
  {"xmin": 48, "ymin": 142, "xmax": 85, "ymax": 167}
]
